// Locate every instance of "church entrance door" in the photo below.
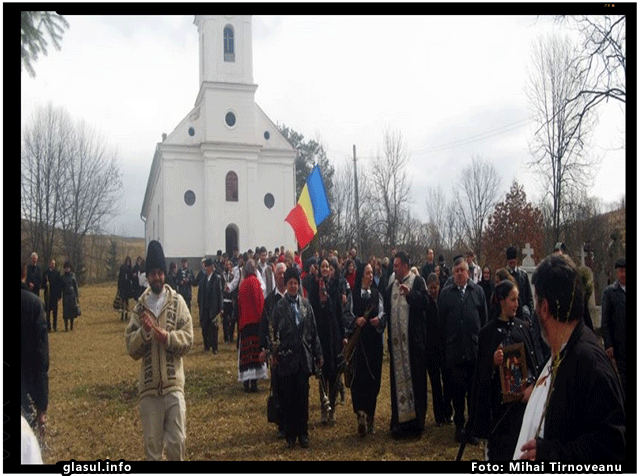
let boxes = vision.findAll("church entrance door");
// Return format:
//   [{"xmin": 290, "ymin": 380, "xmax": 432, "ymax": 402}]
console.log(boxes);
[{"xmin": 225, "ymin": 225, "xmax": 238, "ymax": 257}]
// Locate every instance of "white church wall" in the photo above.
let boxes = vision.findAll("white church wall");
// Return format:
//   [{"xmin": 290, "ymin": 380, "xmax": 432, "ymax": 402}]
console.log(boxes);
[
  {"xmin": 142, "ymin": 16, "xmax": 298, "ymax": 261},
  {"xmin": 215, "ymin": 157, "xmax": 252, "ymax": 253},
  {"xmin": 254, "ymin": 160, "xmax": 297, "ymax": 252},
  {"xmin": 200, "ymin": 86, "xmax": 258, "ymax": 144},
  {"xmin": 163, "ymin": 106, "xmax": 204, "ymax": 147},
  {"xmin": 163, "ymin": 157, "xmax": 204, "ymax": 260}
]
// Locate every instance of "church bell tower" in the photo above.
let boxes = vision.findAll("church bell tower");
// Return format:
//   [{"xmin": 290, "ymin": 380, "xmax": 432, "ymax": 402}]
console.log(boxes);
[
  {"xmin": 193, "ymin": 15, "xmax": 258, "ymax": 145},
  {"xmin": 142, "ymin": 15, "xmax": 297, "ymax": 263},
  {"xmin": 194, "ymin": 15, "xmax": 254, "ymax": 86}
]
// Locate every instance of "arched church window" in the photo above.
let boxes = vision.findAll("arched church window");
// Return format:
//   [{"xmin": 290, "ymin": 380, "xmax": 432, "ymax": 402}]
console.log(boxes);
[
  {"xmin": 226, "ymin": 171, "xmax": 238, "ymax": 202},
  {"xmin": 224, "ymin": 25, "xmax": 235, "ymax": 62}
]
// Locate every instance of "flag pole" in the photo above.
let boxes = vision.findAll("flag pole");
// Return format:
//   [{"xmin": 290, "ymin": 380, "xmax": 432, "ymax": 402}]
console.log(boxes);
[{"xmin": 353, "ymin": 144, "xmax": 360, "ymax": 255}]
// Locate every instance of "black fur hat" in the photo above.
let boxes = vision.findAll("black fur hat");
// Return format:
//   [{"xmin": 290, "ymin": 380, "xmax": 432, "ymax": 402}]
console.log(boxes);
[
  {"xmin": 284, "ymin": 266, "xmax": 300, "ymax": 285},
  {"xmin": 146, "ymin": 240, "xmax": 167, "ymax": 274}
]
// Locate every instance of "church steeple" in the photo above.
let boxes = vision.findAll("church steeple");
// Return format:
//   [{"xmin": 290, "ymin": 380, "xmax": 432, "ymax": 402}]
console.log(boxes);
[{"xmin": 194, "ymin": 15, "xmax": 254, "ymax": 86}]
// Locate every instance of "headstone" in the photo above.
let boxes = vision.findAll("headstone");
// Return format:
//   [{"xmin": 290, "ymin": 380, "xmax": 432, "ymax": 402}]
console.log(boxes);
[
  {"xmin": 520, "ymin": 243, "xmax": 536, "ymax": 302},
  {"xmin": 522, "ymin": 243, "xmax": 535, "ymax": 268}
]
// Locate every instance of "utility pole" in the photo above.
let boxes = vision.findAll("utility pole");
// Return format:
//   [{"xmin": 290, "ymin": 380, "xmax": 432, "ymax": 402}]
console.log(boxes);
[{"xmin": 353, "ymin": 144, "xmax": 360, "ymax": 255}]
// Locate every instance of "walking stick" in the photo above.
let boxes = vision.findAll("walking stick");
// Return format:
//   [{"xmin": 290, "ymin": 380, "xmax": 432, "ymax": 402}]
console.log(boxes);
[{"xmin": 315, "ymin": 367, "xmax": 332, "ymax": 414}]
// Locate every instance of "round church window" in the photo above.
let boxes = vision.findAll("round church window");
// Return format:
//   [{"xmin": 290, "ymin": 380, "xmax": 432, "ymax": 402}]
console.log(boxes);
[
  {"xmin": 225, "ymin": 111, "xmax": 236, "ymax": 127},
  {"xmin": 184, "ymin": 190, "xmax": 196, "ymax": 206},
  {"xmin": 264, "ymin": 193, "xmax": 275, "ymax": 209},
  {"xmin": 188, "ymin": 127, "xmax": 195, "ymax": 136},
  {"xmin": 264, "ymin": 131, "xmax": 270, "ymax": 140}
]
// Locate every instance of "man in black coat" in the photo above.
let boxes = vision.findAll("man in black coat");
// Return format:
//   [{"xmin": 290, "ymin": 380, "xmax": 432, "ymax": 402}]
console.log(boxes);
[
  {"xmin": 438, "ymin": 256, "xmax": 487, "ymax": 443},
  {"xmin": 176, "ymin": 258, "xmax": 195, "ymax": 310},
  {"xmin": 200, "ymin": 259, "xmax": 222, "ymax": 354},
  {"xmin": 420, "ymin": 248, "xmax": 436, "ymax": 280},
  {"xmin": 21, "ymin": 263, "xmax": 49, "ymax": 440},
  {"xmin": 515, "ymin": 254, "xmax": 625, "ymax": 461},
  {"xmin": 26, "ymin": 252, "xmax": 43, "ymax": 296},
  {"xmin": 42, "ymin": 259, "xmax": 62, "ymax": 332},
  {"xmin": 425, "ymin": 273, "xmax": 447, "ymax": 426},
  {"xmin": 601, "ymin": 258, "xmax": 626, "ymax": 395}
]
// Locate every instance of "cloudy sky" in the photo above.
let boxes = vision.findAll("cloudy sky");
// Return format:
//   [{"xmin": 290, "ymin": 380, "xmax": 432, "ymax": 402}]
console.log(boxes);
[{"xmin": 20, "ymin": 13, "xmax": 626, "ymax": 239}]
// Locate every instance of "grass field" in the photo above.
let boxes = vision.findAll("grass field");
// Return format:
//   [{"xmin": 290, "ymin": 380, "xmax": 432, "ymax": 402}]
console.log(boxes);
[{"xmin": 41, "ymin": 281, "xmax": 484, "ymax": 463}]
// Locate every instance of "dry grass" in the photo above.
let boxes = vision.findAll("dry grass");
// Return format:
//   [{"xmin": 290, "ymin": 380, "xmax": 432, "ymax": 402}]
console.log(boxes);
[{"xmin": 43, "ymin": 282, "xmax": 484, "ymax": 464}]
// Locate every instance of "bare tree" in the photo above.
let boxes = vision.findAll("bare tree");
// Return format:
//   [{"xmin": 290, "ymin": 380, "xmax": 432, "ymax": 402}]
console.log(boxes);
[
  {"xmin": 369, "ymin": 128, "xmax": 413, "ymax": 251},
  {"xmin": 21, "ymin": 104, "xmax": 123, "ymax": 284},
  {"xmin": 558, "ymin": 15, "xmax": 625, "ymax": 135},
  {"xmin": 424, "ymin": 185, "xmax": 449, "ymax": 253},
  {"xmin": 21, "ymin": 103, "xmax": 73, "ymax": 263},
  {"xmin": 453, "ymin": 155, "xmax": 501, "ymax": 259},
  {"xmin": 526, "ymin": 33, "xmax": 599, "ymax": 244},
  {"xmin": 58, "ymin": 119, "xmax": 122, "ymax": 282},
  {"xmin": 331, "ymin": 160, "xmax": 356, "ymax": 251}
]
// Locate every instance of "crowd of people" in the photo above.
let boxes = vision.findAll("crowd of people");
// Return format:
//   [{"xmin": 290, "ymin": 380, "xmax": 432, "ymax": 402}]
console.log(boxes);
[{"xmin": 21, "ymin": 239, "xmax": 626, "ymax": 463}]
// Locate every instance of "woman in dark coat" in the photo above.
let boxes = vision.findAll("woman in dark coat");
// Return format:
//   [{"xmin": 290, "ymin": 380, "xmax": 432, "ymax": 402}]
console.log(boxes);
[
  {"xmin": 479, "ymin": 265, "xmax": 495, "ymax": 319},
  {"xmin": 117, "ymin": 256, "xmax": 134, "ymax": 321},
  {"xmin": 61, "ymin": 261, "xmax": 79, "ymax": 331},
  {"xmin": 470, "ymin": 279, "xmax": 539, "ymax": 460},
  {"xmin": 307, "ymin": 258, "xmax": 346, "ymax": 424},
  {"xmin": 270, "ymin": 267, "xmax": 323, "ymax": 448},
  {"xmin": 345, "ymin": 263, "xmax": 386, "ymax": 436}
]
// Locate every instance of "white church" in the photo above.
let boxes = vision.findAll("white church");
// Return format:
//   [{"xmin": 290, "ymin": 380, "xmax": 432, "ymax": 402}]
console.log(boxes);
[{"xmin": 141, "ymin": 15, "xmax": 298, "ymax": 265}]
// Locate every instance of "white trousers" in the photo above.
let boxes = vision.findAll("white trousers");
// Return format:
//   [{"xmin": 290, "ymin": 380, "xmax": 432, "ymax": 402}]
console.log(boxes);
[{"xmin": 140, "ymin": 391, "xmax": 186, "ymax": 461}]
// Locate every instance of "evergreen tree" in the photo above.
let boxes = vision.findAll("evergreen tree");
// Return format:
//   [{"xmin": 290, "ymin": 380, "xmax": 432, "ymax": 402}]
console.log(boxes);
[{"xmin": 21, "ymin": 11, "xmax": 69, "ymax": 77}]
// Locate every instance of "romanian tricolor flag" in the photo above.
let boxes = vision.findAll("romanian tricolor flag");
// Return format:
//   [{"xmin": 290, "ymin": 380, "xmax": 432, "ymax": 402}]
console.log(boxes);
[{"xmin": 285, "ymin": 165, "xmax": 331, "ymax": 249}]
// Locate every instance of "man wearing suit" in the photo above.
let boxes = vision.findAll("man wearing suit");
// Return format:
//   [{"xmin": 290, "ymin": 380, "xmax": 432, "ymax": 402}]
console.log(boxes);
[
  {"xmin": 438, "ymin": 256, "xmax": 487, "ymax": 444},
  {"xmin": 601, "ymin": 258, "xmax": 626, "ymax": 395},
  {"xmin": 200, "ymin": 258, "xmax": 222, "ymax": 354}
]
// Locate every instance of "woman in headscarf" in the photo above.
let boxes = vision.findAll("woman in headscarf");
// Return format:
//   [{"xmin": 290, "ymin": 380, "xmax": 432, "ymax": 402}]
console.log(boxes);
[
  {"xmin": 344, "ymin": 263, "xmax": 386, "ymax": 436},
  {"xmin": 237, "ymin": 259, "xmax": 267, "ymax": 392}
]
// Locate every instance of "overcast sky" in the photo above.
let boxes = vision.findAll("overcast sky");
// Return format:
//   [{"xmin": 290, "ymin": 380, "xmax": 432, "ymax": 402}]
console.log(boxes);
[{"xmin": 20, "ymin": 13, "xmax": 626, "ymax": 239}]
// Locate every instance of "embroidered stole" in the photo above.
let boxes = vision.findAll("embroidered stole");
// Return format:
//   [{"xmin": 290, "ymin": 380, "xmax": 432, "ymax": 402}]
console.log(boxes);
[{"xmin": 390, "ymin": 273, "xmax": 416, "ymax": 423}]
